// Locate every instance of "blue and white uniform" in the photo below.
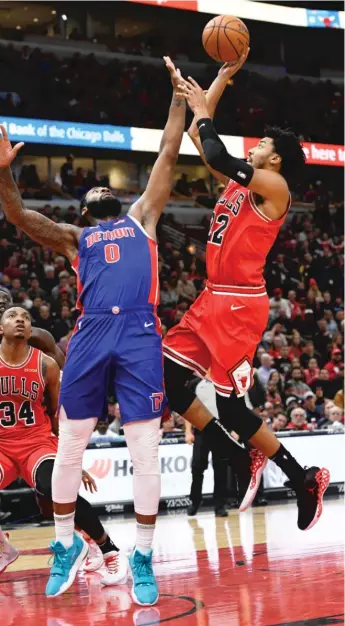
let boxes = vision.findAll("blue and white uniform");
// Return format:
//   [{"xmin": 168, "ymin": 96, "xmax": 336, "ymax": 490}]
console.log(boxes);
[{"xmin": 59, "ymin": 214, "xmax": 166, "ymax": 424}]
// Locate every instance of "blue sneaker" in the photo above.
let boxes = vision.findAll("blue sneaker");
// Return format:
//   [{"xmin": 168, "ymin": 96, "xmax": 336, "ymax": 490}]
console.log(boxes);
[
  {"xmin": 129, "ymin": 548, "xmax": 159, "ymax": 606},
  {"xmin": 45, "ymin": 533, "xmax": 88, "ymax": 597}
]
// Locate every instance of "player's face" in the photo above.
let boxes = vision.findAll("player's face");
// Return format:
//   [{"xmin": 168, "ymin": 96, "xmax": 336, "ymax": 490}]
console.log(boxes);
[
  {"xmin": 0, "ymin": 307, "xmax": 32, "ymax": 340},
  {"xmin": 0, "ymin": 291, "xmax": 12, "ymax": 315},
  {"xmin": 247, "ymin": 137, "xmax": 281, "ymax": 170},
  {"xmin": 82, "ymin": 187, "xmax": 115, "ymax": 218}
]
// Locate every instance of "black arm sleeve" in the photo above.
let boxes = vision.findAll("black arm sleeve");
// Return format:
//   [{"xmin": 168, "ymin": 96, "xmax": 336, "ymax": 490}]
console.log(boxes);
[{"xmin": 197, "ymin": 118, "xmax": 254, "ymax": 187}]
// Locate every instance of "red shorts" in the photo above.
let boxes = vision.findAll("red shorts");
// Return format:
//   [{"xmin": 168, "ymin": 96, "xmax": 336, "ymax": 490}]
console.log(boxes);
[
  {"xmin": 0, "ymin": 433, "xmax": 58, "ymax": 489},
  {"xmin": 163, "ymin": 283, "xmax": 269, "ymax": 397}
]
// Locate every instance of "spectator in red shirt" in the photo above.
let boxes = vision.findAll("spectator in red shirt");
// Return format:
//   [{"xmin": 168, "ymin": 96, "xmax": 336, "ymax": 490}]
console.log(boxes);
[
  {"xmin": 4, "ymin": 256, "xmax": 22, "ymax": 280},
  {"xmin": 287, "ymin": 408, "xmax": 309, "ymax": 431},
  {"xmin": 288, "ymin": 331, "xmax": 303, "ymax": 360},
  {"xmin": 324, "ymin": 348, "xmax": 344, "ymax": 380},
  {"xmin": 266, "ymin": 379, "xmax": 283, "ymax": 406},
  {"xmin": 304, "ymin": 357, "xmax": 321, "ymax": 386}
]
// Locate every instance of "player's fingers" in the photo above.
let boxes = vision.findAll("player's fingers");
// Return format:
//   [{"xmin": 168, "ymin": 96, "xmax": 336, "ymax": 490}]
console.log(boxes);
[
  {"xmin": 12, "ymin": 142, "xmax": 24, "ymax": 156},
  {"xmin": 0, "ymin": 125, "xmax": 9, "ymax": 142},
  {"xmin": 175, "ymin": 92, "xmax": 187, "ymax": 99},
  {"xmin": 187, "ymin": 76, "xmax": 201, "ymax": 89}
]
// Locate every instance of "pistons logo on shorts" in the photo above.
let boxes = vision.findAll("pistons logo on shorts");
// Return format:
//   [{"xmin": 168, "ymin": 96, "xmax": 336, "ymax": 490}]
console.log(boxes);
[{"xmin": 150, "ymin": 392, "xmax": 164, "ymax": 413}]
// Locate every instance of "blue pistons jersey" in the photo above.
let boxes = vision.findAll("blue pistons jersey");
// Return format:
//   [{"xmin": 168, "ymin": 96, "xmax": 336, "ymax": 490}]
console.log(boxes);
[{"xmin": 59, "ymin": 214, "xmax": 167, "ymax": 425}]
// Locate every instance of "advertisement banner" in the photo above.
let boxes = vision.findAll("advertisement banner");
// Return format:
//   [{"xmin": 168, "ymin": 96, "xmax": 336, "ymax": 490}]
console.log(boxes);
[
  {"xmin": 81, "ymin": 432, "xmax": 344, "ymax": 506},
  {"xmin": 82, "ymin": 443, "xmax": 214, "ymax": 505},
  {"xmin": 243, "ymin": 137, "xmax": 345, "ymax": 167},
  {"xmin": 0, "ymin": 117, "xmax": 132, "ymax": 151}
]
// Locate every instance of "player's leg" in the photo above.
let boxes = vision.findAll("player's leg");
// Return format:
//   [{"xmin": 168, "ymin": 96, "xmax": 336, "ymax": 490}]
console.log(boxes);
[
  {"xmin": 188, "ymin": 430, "xmax": 206, "ymax": 516},
  {"xmin": 216, "ymin": 392, "xmax": 330, "ymax": 529},
  {"xmin": 45, "ymin": 319, "xmax": 113, "ymax": 596},
  {"xmin": 32, "ymin": 458, "xmax": 125, "ymax": 581},
  {"xmin": 0, "ymin": 451, "xmax": 20, "ymax": 572},
  {"xmin": 115, "ymin": 326, "xmax": 165, "ymax": 607}
]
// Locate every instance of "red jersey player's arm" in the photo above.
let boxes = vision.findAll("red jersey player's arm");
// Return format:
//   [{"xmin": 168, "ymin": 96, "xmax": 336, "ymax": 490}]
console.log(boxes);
[
  {"xmin": 42, "ymin": 354, "xmax": 60, "ymax": 433},
  {"xmin": 0, "ymin": 126, "xmax": 81, "ymax": 262},
  {"xmin": 29, "ymin": 328, "xmax": 65, "ymax": 369},
  {"xmin": 247, "ymin": 169, "xmax": 290, "ymax": 220},
  {"xmin": 128, "ymin": 57, "xmax": 186, "ymax": 239},
  {"xmin": 188, "ymin": 58, "xmax": 248, "ymax": 187}
]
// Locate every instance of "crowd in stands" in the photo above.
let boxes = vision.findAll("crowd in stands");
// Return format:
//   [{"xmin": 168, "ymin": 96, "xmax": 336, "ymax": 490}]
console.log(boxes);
[
  {"xmin": 0, "ymin": 183, "xmax": 343, "ymax": 436},
  {"xmin": 1, "ymin": 43, "xmax": 343, "ymax": 142}
]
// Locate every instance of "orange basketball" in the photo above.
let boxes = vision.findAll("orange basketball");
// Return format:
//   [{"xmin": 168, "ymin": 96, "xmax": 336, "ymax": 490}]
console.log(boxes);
[{"xmin": 202, "ymin": 15, "xmax": 250, "ymax": 63}]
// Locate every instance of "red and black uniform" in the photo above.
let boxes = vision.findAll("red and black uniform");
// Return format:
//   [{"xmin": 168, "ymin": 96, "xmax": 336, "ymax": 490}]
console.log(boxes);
[
  {"xmin": 0, "ymin": 347, "xmax": 57, "ymax": 488},
  {"xmin": 164, "ymin": 180, "xmax": 290, "ymax": 397}
]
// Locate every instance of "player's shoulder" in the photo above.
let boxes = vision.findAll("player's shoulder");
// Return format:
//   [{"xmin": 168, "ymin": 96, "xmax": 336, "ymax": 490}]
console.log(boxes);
[{"xmin": 41, "ymin": 353, "xmax": 60, "ymax": 382}]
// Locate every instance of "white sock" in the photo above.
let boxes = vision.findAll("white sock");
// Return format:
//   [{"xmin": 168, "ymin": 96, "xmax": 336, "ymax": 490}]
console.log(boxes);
[
  {"xmin": 54, "ymin": 512, "xmax": 75, "ymax": 549},
  {"xmin": 136, "ymin": 522, "xmax": 155, "ymax": 555}
]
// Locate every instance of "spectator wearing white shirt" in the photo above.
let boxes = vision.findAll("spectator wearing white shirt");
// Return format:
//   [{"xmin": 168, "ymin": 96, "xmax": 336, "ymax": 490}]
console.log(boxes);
[
  {"xmin": 269, "ymin": 288, "xmax": 291, "ymax": 321},
  {"xmin": 257, "ymin": 353, "xmax": 277, "ymax": 388}
]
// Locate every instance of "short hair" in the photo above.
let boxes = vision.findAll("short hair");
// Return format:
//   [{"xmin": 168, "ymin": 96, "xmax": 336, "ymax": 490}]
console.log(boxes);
[
  {"xmin": 291, "ymin": 407, "xmax": 306, "ymax": 419},
  {"xmin": 264, "ymin": 125, "xmax": 306, "ymax": 191},
  {"xmin": 0, "ymin": 287, "xmax": 12, "ymax": 302},
  {"xmin": 0, "ymin": 304, "xmax": 29, "ymax": 322}
]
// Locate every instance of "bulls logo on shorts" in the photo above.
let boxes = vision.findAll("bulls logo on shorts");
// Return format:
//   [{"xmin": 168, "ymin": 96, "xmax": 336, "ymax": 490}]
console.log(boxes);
[{"xmin": 228, "ymin": 359, "xmax": 252, "ymax": 397}]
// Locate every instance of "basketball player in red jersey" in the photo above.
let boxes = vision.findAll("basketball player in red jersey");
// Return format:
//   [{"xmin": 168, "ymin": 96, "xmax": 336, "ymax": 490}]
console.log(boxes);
[
  {"xmin": 163, "ymin": 66, "xmax": 330, "ymax": 531},
  {"xmin": 0, "ymin": 288, "xmax": 64, "ymax": 368},
  {"xmin": 0, "ymin": 305, "xmax": 128, "ymax": 584}
]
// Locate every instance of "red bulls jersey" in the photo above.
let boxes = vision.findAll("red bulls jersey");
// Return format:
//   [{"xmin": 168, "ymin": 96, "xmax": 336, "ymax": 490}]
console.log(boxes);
[
  {"xmin": 206, "ymin": 180, "xmax": 290, "ymax": 287},
  {"xmin": 0, "ymin": 347, "xmax": 51, "ymax": 440}
]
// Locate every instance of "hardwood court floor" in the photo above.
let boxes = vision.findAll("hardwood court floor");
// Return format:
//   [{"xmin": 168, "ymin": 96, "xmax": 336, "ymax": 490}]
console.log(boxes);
[{"xmin": 0, "ymin": 498, "xmax": 343, "ymax": 626}]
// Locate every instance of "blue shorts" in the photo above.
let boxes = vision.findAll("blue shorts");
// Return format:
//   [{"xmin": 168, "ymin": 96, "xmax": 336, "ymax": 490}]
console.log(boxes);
[{"xmin": 59, "ymin": 307, "xmax": 167, "ymax": 425}]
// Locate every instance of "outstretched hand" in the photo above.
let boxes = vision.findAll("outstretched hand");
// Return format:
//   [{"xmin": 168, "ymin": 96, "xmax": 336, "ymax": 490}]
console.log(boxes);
[
  {"xmin": 217, "ymin": 49, "xmax": 250, "ymax": 82},
  {"xmin": 0, "ymin": 125, "xmax": 24, "ymax": 168},
  {"xmin": 176, "ymin": 76, "xmax": 208, "ymax": 116},
  {"xmin": 164, "ymin": 56, "xmax": 182, "ymax": 91}
]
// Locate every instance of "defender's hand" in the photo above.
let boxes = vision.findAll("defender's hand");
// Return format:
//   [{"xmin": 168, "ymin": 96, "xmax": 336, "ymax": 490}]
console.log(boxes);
[
  {"xmin": 82, "ymin": 470, "xmax": 97, "ymax": 493},
  {"xmin": 0, "ymin": 125, "xmax": 24, "ymax": 167},
  {"xmin": 164, "ymin": 56, "xmax": 182, "ymax": 92}
]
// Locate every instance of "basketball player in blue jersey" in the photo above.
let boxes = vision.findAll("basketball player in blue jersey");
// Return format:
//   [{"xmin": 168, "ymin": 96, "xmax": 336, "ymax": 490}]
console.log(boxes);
[{"xmin": 0, "ymin": 57, "xmax": 186, "ymax": 605}]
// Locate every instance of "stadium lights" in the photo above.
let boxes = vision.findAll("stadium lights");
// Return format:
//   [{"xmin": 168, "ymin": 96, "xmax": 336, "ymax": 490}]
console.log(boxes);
[{"xmin": 61, "ymin": 14, "xmax": 67, "ymax": 21}]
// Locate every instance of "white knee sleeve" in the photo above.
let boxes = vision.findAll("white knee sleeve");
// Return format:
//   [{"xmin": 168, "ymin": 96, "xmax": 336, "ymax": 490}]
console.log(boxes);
[
  {"xmin": 52, "ymin": 406, "xmax": 97, "ymax": 504},
  {"xmin": 123, "ymin": 419, "xmax": 161, "ymax": 516}
]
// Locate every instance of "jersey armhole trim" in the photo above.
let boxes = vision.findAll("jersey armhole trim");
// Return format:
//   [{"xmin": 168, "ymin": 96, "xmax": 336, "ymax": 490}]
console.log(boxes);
[
  {"xmin": 249, "ymin": 191, "xmax": 291, "ymax": 224},
  {"xmin": 38, "ymin": 350, "xmax": 45, "ymax": 390},
  {"xmin": 127, "ymin": 214, "xmax": 157, "ymax": 243}
]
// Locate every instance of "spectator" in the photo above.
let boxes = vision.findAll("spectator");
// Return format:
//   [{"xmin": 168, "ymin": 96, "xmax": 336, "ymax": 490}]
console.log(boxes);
[
  {"xmin": 53, "ymin": 305, "xmax": 74, "ymax": 341},
  {"xmin": 300, "ymin": 340, "xmax": 321, "ymax": 369},
  {"xmin": 269, "ymin": 288, "xmax": 291, "ymax": 320},
  {"xmin": 257, "ymin": 353, "xmax": 276, "ymax": 388},
  {"xmin": 288, "ymin": 331, "xmax": 303, "ymax": 360},
  {"xmin": 174, "ymin": 173, "xmax": 191, "ymax": 197},
  {"xmin": 271, "ymin": 413, "xmax": 288, "ymax": 432},
  {"xmin": 28, "ymin": 276, "xmax": 47, "ymax": 300},
  {"xmin": 263, "ymin": 323, "xmax": 288, "ymax": 347},
  {"xmin": 285, "ymin": 367, "xmax": 312, "ymax": 400},
  {"xmin": 266, "ymin": 379, "xmax": 282, "ymax": 406},
  {"xmin": 303, "ymin": 391, "xmax": 323, "ymax": 423},
  {"xmin": 320, "ymin": 406, "xmax": 344, "ymax": 432},
  {"xmin": 286, "ymin": 408, "xmax": 309, "ymax": 431},
  {"xmin": 304, "ymin": 357, "xmax": 321, "ymax": 386},
  {"xmin": 310, "ymin": 368, "xmax": 332, "ymax": 396},
  {"xmin": 36, "ymin": 304, "xmax": 56, "ymax": 335},
  {"xmin": 51, "ymin": 271, "xmax": 71, "ymax": 301},
  {"xmin": 4, "ymin": 256, "xmax": 22, "ymax": 280},
  {"xmin": 314, "ymin": 319, "xmax": 333, "ymax": 362},
  {"xmin": 324, "ymin": 310, "xmax": 338, "ymax": 336},
  {"xmin": 160, "ymin": 279, "xmax": 179, "ymax": 308},
  {"xmin": 60, "ymin": 155, "xmax": 75, "ymax": 196},
  {"xmin": 324, "ymin": 348, "xmax": 344, "ymax": 380},
  {"xmin": 176, "ymin": 272, "xmax": 196, "ymax": 303},
  {"xmin": 274, "ymin": 345, "xmax": 292, "ymax": 378},
  {"xmin": 89, "ymin": 419, "xmax": 120, "ymax": 442},
  {"xmin": 42, "ymin": 265, "xmax": 58, "ymax": 293}
]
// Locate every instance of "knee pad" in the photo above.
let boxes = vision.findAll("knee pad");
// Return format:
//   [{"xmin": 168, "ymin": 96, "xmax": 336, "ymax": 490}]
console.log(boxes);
[
  {"xmin": 123, "ymin": 419, "xmax": 161, "ymax": 476},
  {"xmin": 35, "ymin": 459, "xmax": 54, "ymax": 499},
  {"xmin": 216, "ymin": 393, "xmax": 262, "ymax": 441},
  {"xmin": 164, "ymin": 356, "xmax": 197, "ymax": 415}
]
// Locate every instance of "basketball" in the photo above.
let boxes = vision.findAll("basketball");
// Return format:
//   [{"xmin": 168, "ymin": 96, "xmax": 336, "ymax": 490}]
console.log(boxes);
[{"xmin": 202, "ymin": 15, "xmax": 250, "ymax": 63}]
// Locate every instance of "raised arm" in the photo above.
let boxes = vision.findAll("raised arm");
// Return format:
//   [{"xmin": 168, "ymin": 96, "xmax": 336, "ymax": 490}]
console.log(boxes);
[
  {"xmin": 188, "ymin": 56, "xmax": 248, "ymax": 186},
  {"xmin": 0, "ymin": 126, "xmax": 80, "ymax": 261},
  {"xmin": 178, "ymin": 79, "xmax": 289, "ymax": 220},
  {"xmin": 128, "ymin": 57, "xmax": 186, "ymax": 239}
]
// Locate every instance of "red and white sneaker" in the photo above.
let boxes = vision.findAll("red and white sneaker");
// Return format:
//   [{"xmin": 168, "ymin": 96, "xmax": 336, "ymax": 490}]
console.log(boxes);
[
  {"xmin": 296, "ymin": 466, "xmax": 330, "ymax": 531},
  {"xmin": 0, "ymin": 531, "xmax": 19, "ymax": 574},
  {"xmin": 238, "ymin": 449, "xmax": 268, "ymax": 512},
  {"xmin": 100, "ymin": 550, "xmax": 128, "ymax": 586},
  {"xmin": 82, "ymin": 539, "xmax": 104, "ymax": 573}
]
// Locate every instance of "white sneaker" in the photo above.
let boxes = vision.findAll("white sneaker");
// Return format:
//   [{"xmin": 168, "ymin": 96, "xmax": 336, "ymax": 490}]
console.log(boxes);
[
  {"xmin": 82, "ymin": 540, "xmax": 104, "ymax": 572},
  {"xmin": 100, "ymin": 550, "xmax": 128, "ymax": 586},
  {"xmin": 0, "ymin": 533, "xmax": 19, "ymax": 574}
]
